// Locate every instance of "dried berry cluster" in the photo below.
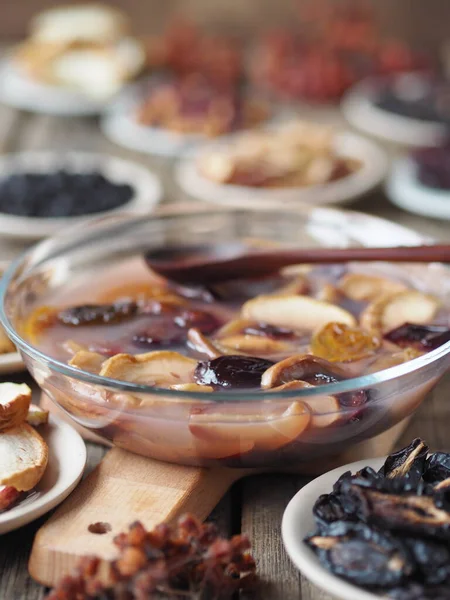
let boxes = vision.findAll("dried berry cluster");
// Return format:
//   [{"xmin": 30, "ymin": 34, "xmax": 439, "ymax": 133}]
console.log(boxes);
[
  {"xmin": 305, "ymin": 438, "xmax": 450, "ymax": 599},
  {"xmin": 46, "ymin": 514, "xmax": 256, "ymax": 600}
]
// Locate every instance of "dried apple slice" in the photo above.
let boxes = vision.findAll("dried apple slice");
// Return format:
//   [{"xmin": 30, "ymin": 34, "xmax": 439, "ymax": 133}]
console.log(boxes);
[
  {"xmin": 187, "ymin": 328, "xmax": 222, "ymax": 359},
  {"xmin": 0, "ymin": 423, "xmax": 48, "ymax": 491},
  {"xmin": 241, "ymin": 294, "xmax": 356, "ymax": 331},
  {"xmin": 189, "ymin": 401, "xmax": 310, "ymax": 452},
  {"xmin": 339, "ymin": 273, "xmax": 407, "ymax": 301},
  {"xmin": 261, "ymin": 354, "xmax": 349, "ymax": 389},
  {"xmin": 100, "ymin": 351, "xmax": 197, "ymax": 387},
  {"xmin": 69, "ymin": 350, "xmax": 106, "ymax": 374},
  {"xmin": 311, "ymin": 322, "xmax": 381, "ymax": 362},
  {"xmin": 0, "ymin": 383, "xmax": 32, "ymax": 432},
  {"xmin": 268, "ymin": 381, "xmax": 340, "ymax": 427},
  {"xmin": 217, "ymin": 334, "xmax": 293, "ymax": 356},
  {"xmin": 360, "ymin": 291, "xmax": 441, "ymax": 333}
]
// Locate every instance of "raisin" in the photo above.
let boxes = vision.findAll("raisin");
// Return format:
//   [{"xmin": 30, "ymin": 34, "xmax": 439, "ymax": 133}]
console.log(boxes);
[
  {"xmin": 194, "ymin": 355, "xmax": 274, "ymax": 389},
  {"xmin": 58, "ymin": 302, "xmax": 138, "ymax": 326}
]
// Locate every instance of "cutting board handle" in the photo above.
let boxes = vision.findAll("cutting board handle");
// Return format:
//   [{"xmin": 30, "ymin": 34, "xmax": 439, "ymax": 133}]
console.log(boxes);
[{"xmin": 29, "ymin": 447, "xmax": 240, "ymax": 587}]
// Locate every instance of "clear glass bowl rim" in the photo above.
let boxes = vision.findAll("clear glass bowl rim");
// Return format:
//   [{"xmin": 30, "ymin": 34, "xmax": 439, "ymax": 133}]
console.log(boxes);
[{"xmin": 0, "ymin": 207, "xmax": 449, "ymax": 404}]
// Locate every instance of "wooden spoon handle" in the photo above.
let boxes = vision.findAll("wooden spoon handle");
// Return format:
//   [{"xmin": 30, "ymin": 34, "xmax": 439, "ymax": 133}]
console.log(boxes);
[{"xmin": 29, "ymin": 448, "xmax": 240, "ymax": 587}]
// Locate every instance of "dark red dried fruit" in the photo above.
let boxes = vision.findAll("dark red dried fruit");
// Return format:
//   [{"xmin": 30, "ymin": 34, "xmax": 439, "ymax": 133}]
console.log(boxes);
[
  {"xmin": 384, "ymin": 323, "xmax": 450, "ymax": 351},
  {"xmin": 45, "ymin": 514, "xmax": 256, "ymax": 600},
  {"xmin": 58, "ymin": 302, "xmax": 138, "ymax": 326},
  {"xmin": 194, "ymin": 355, "xmax": 274, "ymax": 389}
]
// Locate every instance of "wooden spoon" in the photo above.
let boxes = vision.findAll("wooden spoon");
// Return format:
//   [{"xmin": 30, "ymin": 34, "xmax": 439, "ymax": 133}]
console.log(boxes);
[{"xmin": 145, "ymin": 242, "xmax": 450, "ymax": 284}]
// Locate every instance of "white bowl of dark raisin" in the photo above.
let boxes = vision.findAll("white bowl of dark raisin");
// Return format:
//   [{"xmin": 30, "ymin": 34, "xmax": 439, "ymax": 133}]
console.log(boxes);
[{"xmin": 0, "ymin": 151, "xmax": 163, "ymax": 240}]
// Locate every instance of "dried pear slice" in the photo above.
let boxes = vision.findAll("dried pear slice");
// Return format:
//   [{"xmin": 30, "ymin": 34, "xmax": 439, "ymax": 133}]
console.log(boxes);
[
  {"xmin": 241, "ymin": 294, "xmax": 356, "ymax": 331},
  {"xmin": 311, "ymin": 322, "xmax": 381, "ymax": 362},
  {"xmin": 268, "ymin": 380, "xmax": 340, "ymax": 428},
  {"xmin": 26, "ymin": 404, "xmax": 49, "ymax": 427},
  {"xmin": 0, "ymin": 382, "xmax": 32, "ymax": 432},
  {"xmin": 261, "ymin": 354, "xmax": 348, "ymax": 389},
  {"xmin": 339, "ymin": 273, "xmax": 407, "ymax": 301},
  {"xmin": 366, "ymin": 347, "xmax": 423, "ymax": 373},
  {"xmin": 0, "ymin": 423, "xmax": 48, "ymax": 491},
  {"xmin": 217, "ymin": 334, "xmax": 293, "ymax": 356},
  {"xmin": 189, "ymin": 401, "xmax": 310, "ymax": 452},
  {"xmin": 69, "ymin": 350, "xmax": 106, "ymax": 375},
  {"xmin": 100, "ymin": 351, "xmax": 197, "ymax": 387},
  {"xmin": 360, "ymin": 291, "xmax": 441, "ymax": 333}
]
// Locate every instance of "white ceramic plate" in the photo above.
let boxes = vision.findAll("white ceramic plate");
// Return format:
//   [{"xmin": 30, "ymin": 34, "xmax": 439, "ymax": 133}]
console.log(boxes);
[
  {"xmin": 0, "ymin": 151, "xmax": 163, "ymax": 240},
  {"xmin": 175, "ymin": 131, "xmax": 387, "ymax": 207},
  {"xmin": 101, "ymin": 78, "xmax": 276, "ymax": 157},
  {"xmin": 341, "ymin": 76, "xmax": 447, "ymax": 147},
  {"xmin": 282, "ymin": 457, "xmax": 385, "ymax": 600},
  {"xmin": 386, "ymin": 156, "xmax": 450, "ymax": 220},
  {"xmin": 0, "ymin": 58, "xmax": 110, "ymax": 116},
  {"xmin": 0, "ymin": 414, "xmax": 86, "ymax": 534}
]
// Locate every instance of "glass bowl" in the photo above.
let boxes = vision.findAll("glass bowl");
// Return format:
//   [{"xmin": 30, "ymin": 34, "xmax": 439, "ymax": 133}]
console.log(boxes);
[{"xmin": 1, "ymin": 204, "xmax": 450, "ymax": 468}]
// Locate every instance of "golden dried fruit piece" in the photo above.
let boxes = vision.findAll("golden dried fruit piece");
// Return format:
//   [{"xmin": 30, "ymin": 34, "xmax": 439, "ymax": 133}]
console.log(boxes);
[
  {"xmin": 69, "ymin": 350, "xmax": 106, "ymax": 375},
  {"xmin": 21, "ymin": 305, "xmax": 57, "ymax": 344},
  {"xmin": 311, "ymin": 322, "xmax": 381, "ymax": 362},
  {"xmin": 360, "ymin": 291, "xmax": 441, "ymax": 333},
  {"xmin": 100, "ymin": 351, "xmax": 197, "ymax": 387},
  {"xmin": 26, "ymin": 404, "xmax": 49, "ymax": 427},
  {"xmin": 241, "ymin": 294, "xmax": 356, "ymax": 331},
  {"xmin": 339, "ymin": 273, "xmax": 407, "ymax": 302}
]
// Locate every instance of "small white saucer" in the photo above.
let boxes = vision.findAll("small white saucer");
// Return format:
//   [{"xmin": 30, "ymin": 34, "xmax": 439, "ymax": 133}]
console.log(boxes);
[
  {"xmin": 341, "ymin": 76, "xmax": 447, "ymax": 147},
  {"xmin": 282, "ymin": 457, "xmax": 384, "ymax": 600},
  {"xmin": 386, "ymin": 157, "xmax": 450, "ymax": 220},
  {"xmin": 175, "ymin": 131, "xmax": 387, "ymax": 207},
  {"xmin": 0, "ymin": 58, "xmax": 108, "ymax": 116},
  {"xmin": 0, "ymin": 414, "xmax": 86, "ymax": 534},
  {"xmin": 0, "ymin": 151, "xmax": 163, "ymax": 240}
]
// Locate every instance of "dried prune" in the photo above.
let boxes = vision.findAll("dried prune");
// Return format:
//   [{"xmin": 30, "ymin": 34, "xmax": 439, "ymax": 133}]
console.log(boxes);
[
  {"xmin": 58, "ymin": 302, "xmax": 138, "ymax": 326},
  {"xmin": 242, "ymin": 323, "xmax": 296, "ymax": 340},
  {"xmin": 306, "ymin": 521, "xmax": 413, "ymax": 588},
  {"xmin": 423, "ymin": 452, "xmax": 450, "ymax": 484},
  {"xmin": 403, "ymin": 537, "xmax": 450, "ymax": 585},
  {"xmin": 381, "ymin": 438, "xmax": 429, "ymax": 485},
  {"xmin": 194, "ymin": 355, "xmax": 274, "ymax": 389},
  {"xmin": 390, "ymin": 584, "xmax": 450, "ymax": 600},
  {"xmin": 384, "ymin": 323, "xmax": 450, "ymax": 351},
  {"xmin": 313, "ymin": 493, "xmax": 350, "ymax": 528}
]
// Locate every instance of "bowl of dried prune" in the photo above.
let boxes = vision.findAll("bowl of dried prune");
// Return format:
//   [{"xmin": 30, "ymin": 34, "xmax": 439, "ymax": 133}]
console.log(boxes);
[
  {"xmin": 1, "ymin": 205, "xmax": 450, "ymax": 468},
  {"xmin": 283, "ymin": 438, "xmax": 450, "ymax": 600},
  {"xmin": 0, "ymin": 151, "xmax": 162, "ymax": 240},
  {"xmin": 387, "ymin": 142, "xmax": 450, "ymax": 220}
]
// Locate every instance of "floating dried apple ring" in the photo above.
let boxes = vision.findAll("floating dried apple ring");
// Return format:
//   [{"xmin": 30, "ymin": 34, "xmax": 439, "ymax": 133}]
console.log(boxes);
[{"xmin": 311, "ymin": 322, "xmax": 381, "ymax": 363}]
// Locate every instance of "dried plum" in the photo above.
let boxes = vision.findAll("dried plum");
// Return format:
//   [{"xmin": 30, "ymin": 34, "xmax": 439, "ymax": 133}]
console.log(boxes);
[
  {"xmin": 305, "ymin": 521, "xmax": 413, "ymax": 588},
  {"xmin": 384, "ymin": 323, "xmax": 450, "ymax": 351},
  {"xmin": 194, "ymin": 355, "xmax": 274, "ymax": 389},
  {"xmin": 381, "ymin": 438, "xmax": 428, "ymax": 485},
  {"xmin": 424, "ymin": 451, "xmax": 450, "ymax": 483},
  {"xmin": 403, "ymin": 537, "xmax": 450, "ymax": 585},
  {"xmin": 390, "ymin": 584, "xmax": 450, "ymax": 600},
  {"xmin": 58, "ymin": 302, "xmax": 138, "ymax": 326},
  {"xmin": 312, "ymin": 493, "xmax": 350, "ymax": 528}
]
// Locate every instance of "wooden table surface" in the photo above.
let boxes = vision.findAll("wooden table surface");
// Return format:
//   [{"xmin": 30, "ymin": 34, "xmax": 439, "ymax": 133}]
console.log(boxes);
[{"xmin": 0, "ymin": 96, "xmax": 450, "ymax": 600}]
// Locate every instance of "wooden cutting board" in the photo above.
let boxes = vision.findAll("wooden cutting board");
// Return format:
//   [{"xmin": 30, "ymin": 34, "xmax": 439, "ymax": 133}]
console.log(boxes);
[{"xmin": 29, "ymin": 394, "xmax": 411, "ymax": 587}]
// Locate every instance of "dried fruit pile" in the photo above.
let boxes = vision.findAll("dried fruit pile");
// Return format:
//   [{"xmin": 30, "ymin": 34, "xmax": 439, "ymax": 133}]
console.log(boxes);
[
  {"xmin": 46, "ymin": 514, "xmax": 256, "ymax": 600},
  {"xmin": 305, "ymin": 438, "xmax": 450, "ymax": 599}
]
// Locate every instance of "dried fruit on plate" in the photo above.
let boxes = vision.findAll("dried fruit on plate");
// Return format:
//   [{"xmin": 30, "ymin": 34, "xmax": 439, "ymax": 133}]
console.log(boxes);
[
  {"xmin": 45, "ymin": 513, "xmax": 256, "ymax": 600},
  {"xmin": 305, "ymin": 438, "xmax": 450, "ymax": 598}
]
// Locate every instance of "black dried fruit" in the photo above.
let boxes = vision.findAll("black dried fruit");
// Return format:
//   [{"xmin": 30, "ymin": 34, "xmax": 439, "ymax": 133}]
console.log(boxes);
[
  {"xmin": 390, "ymin": 583, "xmax": 450, "ymax": 600},
  {"xmin": 312, "ymin": 493, "xmax": 350, "ymax": 528},
  {"xmin": 403, "ymin": 536, "xmax": 450, "ymax": 585},
  {"xmin": 424, "ymin": 451, "xmax": 450, "ymax": 484},
  {"xmin": 58, "ymin": 302, "xmax": 138, "ymax": 326},
  {"xmin": 384, "ymin": 322, "xmax": 450, "ymax": 351},
  {"xmin": 194, "ymin": 355, "xmax": 274, "ymax": 389},
  {"xmin": 381, "ymin": 438, "xmax": 428, "ymax": 485},
  {"xmin": 306, "ymin": 521, "xmax": 413, "ymax": 588}
]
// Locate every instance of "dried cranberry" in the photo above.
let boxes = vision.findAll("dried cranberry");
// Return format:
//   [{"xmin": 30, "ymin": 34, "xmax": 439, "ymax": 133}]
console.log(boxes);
[
  {"xmin": 58, "ymin": 302, "xmax": 138, "ymax": 326},
  {"xmin": 384, "ymin": 323, "xmax": 450, "ymax": 351},
  {"xmin": 194, "ymin": 355, "xmax": 274, "ymax": 389},
  {"xmin": 242, "ymin": 323, "xmax": 296, "ymax": 340}
]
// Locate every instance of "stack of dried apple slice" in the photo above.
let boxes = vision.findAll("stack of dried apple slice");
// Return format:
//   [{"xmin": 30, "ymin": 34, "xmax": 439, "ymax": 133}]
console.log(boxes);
[{"xmin": 0, "ymin": 383, "xmax": 49, "ymax": 512}]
